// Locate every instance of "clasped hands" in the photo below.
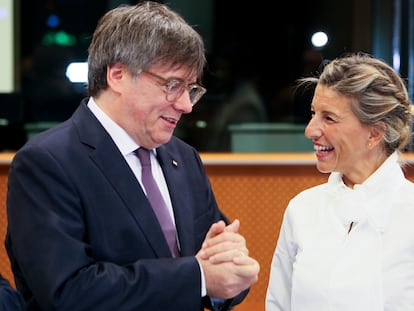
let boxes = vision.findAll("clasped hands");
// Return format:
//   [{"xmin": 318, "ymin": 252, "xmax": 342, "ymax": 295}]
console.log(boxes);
[{"xmin": 195, "ymin": 219, "xmax": 260, "ymax": 299}]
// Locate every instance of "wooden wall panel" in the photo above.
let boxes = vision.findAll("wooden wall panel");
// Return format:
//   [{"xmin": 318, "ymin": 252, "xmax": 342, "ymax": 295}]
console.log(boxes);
[{"xmin": 0, "ymin": 165, "xmax": 12, "ymax": 286}]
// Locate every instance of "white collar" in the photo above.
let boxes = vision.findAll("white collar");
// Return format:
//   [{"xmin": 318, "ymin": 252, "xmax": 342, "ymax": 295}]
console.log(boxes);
[
  {"xmin": 87, "ymin": 97, "xmax": 138, "ymax": 156},
  {"xmin": 327, "ymin": 151, "xmax": 404, "ymax": 232}
]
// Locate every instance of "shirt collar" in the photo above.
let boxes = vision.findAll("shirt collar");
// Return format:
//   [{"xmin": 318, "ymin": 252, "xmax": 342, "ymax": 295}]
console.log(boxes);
[
  {"xmin": 327, "ymin": 151, "xmax": 404, "ymax": 232},
  {"xmin": 327, "ymin": 151, "xmax": 402, "ymax": 194},
  {"xmin": 87, "ymin": 97, "xmax": 138, "ymax": 156}
]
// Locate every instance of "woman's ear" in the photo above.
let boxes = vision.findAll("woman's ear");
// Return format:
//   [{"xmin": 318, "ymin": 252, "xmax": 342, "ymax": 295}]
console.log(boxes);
[{"xmin": 368, "ymin": 122, "xmax": 386, "ymax": 147}]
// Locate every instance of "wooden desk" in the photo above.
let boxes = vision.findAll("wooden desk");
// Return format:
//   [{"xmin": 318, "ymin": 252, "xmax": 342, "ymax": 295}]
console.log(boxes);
[{"xmin": 2, "ymin": 152, "xmax": 414, "ymax": 311}]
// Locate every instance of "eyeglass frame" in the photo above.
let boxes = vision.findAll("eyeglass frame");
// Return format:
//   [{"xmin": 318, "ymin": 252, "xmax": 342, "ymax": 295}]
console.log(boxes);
[{"xmin": 141, "ymin": 70, "xmax": 207, "ymax": 106}]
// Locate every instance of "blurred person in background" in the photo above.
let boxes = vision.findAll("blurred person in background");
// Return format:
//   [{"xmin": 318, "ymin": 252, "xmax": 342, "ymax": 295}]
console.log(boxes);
[{"xmin": 205, "ymin": 45, "xmax": 267, "ymax": 151}]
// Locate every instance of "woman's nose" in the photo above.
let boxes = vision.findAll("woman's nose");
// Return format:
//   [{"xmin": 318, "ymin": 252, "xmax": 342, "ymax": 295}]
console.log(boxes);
[{"xmin": 304, "ymin": 118, "xmax": 321, "ymax": 139}]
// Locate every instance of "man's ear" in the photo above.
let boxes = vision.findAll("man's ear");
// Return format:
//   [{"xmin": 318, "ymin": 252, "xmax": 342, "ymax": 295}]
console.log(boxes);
[{"xmin": 107, "ymin": 62, "xmax": 125, "ymax": 92}]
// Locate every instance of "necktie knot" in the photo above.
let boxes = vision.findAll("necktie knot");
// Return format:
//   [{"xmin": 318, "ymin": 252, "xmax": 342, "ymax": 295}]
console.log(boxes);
[{"xmin": 135, "ymin": 147, "xmax": 151, "ymax": 166}]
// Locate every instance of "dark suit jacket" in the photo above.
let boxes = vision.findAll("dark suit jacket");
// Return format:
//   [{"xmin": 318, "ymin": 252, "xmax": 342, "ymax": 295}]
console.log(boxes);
[{"xmin": 6, "ymin": 98, "xmax": 248, "ymax": 311}]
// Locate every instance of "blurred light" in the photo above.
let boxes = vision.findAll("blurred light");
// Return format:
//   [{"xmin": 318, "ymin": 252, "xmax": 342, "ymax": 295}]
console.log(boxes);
[
  {"xmin": 311, "ymin": 31, "xmax": 328, "ymax": 48},
  {"xmin": 66, "ymin": 62, "xmax": 88, "ymax": 83},
  {"xmin": 393, "ymin": 51, "xmax": 400, "ymax": 72},
  {"xmin": 42, "ymin": 32, "xmax": 54, "ymax": 45},
  {"xmin": 42, "ymin": 30, "xmax": 76, "ymax": 46},
  {"xmin": 196, "ymin": 120, "xmax": 207, "ymax": 128},
  {"xmin": 46, "ymin": 14, "xmax": 60, "ymax": 28},
  {"xmin": 55, "ymin": 30, "xmax": 76, "ymax": 45}
]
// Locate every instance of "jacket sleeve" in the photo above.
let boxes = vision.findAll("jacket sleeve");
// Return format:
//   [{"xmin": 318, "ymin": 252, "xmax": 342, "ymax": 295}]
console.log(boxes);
[{"xmin": 0, "ymin": 274, "xmax": 25, "ymax": 311}]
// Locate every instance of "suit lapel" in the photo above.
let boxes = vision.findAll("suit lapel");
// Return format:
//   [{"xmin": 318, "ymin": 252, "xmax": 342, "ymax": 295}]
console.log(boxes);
[{"xmin": 74, "ymin": 102, "xmax": 172, "ymax": 258}]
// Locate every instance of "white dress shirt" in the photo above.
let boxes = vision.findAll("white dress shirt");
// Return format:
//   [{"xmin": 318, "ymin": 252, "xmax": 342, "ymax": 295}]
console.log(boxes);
[{"xmin": 266, "ymin": 152, "xmax": 414, "ymax": 311}]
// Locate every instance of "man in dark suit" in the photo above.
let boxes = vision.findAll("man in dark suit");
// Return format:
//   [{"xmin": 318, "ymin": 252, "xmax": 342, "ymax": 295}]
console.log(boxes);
[
  {"xmin": 0, "ymin": 273, "xmax": 25, "ymax": 310},
  {"xmin": 5, "ymin": 2, "xmax": 259, "ymax": 310}
]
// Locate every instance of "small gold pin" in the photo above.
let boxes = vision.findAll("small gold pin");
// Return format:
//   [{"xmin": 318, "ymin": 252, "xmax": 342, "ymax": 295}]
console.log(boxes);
[{"xmin": 172, "ymin": 160, "xmax": 178, "ymax": 167}]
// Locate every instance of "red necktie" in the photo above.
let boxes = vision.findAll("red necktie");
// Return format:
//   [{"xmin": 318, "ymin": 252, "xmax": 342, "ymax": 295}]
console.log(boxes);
[{"xmin": 135, "ymin": 148, "xmax": 180, "ymax": 257}]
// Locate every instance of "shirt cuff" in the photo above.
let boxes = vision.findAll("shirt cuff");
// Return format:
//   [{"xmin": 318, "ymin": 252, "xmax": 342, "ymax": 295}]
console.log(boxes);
[{"xmin": 197, "ymin": 259, "xmax": 207, "ymax": 297}]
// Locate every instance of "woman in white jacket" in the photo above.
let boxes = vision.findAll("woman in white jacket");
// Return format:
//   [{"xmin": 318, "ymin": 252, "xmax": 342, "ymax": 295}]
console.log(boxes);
[{"xmin": 266, "ymin": 52, "xmax": 414, "ymax": 311}]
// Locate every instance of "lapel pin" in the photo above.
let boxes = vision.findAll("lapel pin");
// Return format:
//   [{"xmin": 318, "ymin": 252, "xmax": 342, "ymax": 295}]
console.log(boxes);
[{"xmin": 172, "ymin": 160, "xmax": 178, "ymax": 167}]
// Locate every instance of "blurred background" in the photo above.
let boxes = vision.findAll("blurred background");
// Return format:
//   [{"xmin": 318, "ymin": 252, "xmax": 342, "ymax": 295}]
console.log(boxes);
[{"xmin": 1, "ymin": 0, "xmax": 413, "ymax": 152}]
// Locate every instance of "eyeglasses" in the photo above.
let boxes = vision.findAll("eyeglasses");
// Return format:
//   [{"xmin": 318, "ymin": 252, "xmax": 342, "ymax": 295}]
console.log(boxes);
[{"xmin": 142, "ymin": 71, "xmax": 206, "ymax": 106}]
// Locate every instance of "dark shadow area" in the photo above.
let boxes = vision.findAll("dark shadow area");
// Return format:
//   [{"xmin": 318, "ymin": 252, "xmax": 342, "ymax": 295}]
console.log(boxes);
[
  {"xmin": 0, "ymin": 93, "xmax": 26, "ymax": 151},
  {"xmin": 21, "ymin": 45, "xmax": 85, "ymax": 123},
  {"xmin": 4, "ymin": 0, "xmax": 404, "ymax": 152}
]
